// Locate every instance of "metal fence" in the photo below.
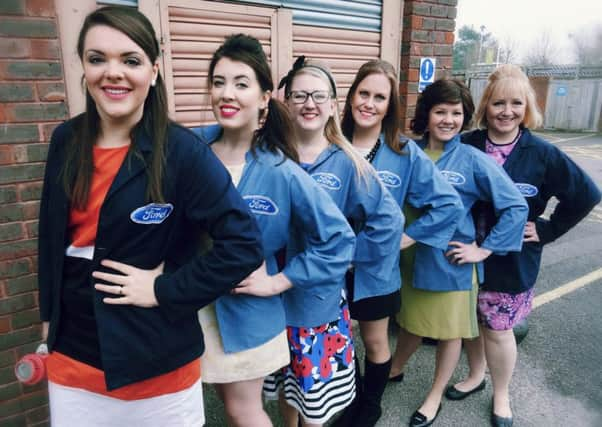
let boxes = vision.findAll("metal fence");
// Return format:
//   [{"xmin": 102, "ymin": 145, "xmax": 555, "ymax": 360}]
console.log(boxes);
[{"xmin": 453, "ymin": 64, "xmax": 602, "ymax": 131}]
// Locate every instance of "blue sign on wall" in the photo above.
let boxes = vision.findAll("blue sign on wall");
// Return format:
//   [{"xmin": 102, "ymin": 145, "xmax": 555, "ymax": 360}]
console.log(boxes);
[
  {"xmin": 556, "ymin": 86, "xmax": 567, "ymax": 96},
  {"xmin": 418, "ymin": 57, "xmax": 436, "ymax": 93}
]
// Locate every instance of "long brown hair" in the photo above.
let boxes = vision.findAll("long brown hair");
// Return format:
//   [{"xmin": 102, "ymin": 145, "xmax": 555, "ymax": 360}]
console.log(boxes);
[
  {"xmin": 63, "ymin": 6, "xmax": 169, "ymax": 209},
  {"xmin": 342, "ymin": 60, "xmax": 404, "ymax": 154},
  {"xmin": 208, "ymin": 34, "xmax": 298, "ymax": 163}
]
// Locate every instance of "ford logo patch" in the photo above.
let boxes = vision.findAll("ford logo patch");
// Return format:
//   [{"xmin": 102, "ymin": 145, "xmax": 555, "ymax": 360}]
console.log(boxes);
[
  {"xmin": 244, "ymin": 195, "xmax": 279, "ymax": 215},
  {"xmin": 311, "ymin": 172, "xmax": 342, "ymax": 190},
  {"xmin": 130, "ymin": 203, "xmax": 174, "ymax": 224},
  {"xmin": 377, "ymin": 171, "xmax": 402, "ymax": 188},
  {"xmin": 515, "ymin": 183, "xmax": 538, "ymax": 197},
  {"xmin": 440, "ymin": 170, "xmax": 466, "ymax": 185}
]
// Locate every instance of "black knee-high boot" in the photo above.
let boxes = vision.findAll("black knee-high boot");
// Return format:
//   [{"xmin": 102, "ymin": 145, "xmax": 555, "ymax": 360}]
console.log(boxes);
[{"xmin": 351, "ymin": 357, "xmax": 391, "ymax": 427}]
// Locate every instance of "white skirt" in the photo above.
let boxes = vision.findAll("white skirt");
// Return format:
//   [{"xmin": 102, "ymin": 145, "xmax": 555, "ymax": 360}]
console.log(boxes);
[
  {"xmin": 198, "ymin": 303, "xmax": 289, "ymax": 383},
  {"xmin": 48, "ymin": 378, "xmax": 205, "ymax": 427}
]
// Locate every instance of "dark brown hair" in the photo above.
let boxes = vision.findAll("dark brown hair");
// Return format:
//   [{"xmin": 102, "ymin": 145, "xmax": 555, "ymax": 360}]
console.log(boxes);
[
  {"xmin": 410, "ymin": 78, "xmax": 474, "ymax": 135},
  {"xmin": 208, "ymin": 34, "xmax": 298, "ymax": 163},
  {"xmin": 342, "ymin": 60, "xmax": 404, "ymax": 154},
  {"xmin": 64, "ymin": 6, "xmax": 169, "ymax": 209}
]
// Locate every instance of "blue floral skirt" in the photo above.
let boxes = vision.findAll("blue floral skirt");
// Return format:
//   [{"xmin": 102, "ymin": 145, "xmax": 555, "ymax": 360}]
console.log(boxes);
[{"xmin": 264, "ymin": 293, "xmax": 356, "ymax": 424}]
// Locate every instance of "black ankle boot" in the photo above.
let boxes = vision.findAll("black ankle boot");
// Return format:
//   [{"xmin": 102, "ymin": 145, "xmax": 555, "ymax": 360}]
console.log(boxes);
[{"xmin": 351, "ymin": 358, "xmax": 391, "ymax": 427}]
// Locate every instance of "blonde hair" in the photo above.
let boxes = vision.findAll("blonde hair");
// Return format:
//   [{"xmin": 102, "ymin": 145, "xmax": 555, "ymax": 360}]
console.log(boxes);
[
  {"xmin": 292, "ymin": 63, "xmax": 372, "ymax": 184},
  {"xmin": 475, "ymin": 64, "xmax": 543, "ymax": 129}
]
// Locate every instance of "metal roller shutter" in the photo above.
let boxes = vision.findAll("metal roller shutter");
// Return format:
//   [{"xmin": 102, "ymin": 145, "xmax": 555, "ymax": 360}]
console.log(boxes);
[
  {"xmin": 160, "ymin": 0, "xmax": 276, "ymax": 126},
  {"xmin": 224, "ymin": 0, "xmax": 383, "ymax": 32},
  {"xmin": 292, "ymin": 24, "xmax": 381, "ymax": 104}
]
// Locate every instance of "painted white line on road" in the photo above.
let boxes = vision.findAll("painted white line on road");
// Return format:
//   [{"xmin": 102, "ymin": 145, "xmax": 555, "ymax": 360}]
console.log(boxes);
[
  {"xmin": 533, "ymin": 268, "xmax": 602, "ymax": 309},
  {"xmin": 549, "ymin": 134, "xmax": 597, "ymax": 144}
]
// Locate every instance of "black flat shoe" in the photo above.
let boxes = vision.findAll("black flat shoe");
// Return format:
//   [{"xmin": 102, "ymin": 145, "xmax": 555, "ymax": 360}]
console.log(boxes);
[
  {"xmin": 388, "ymin": 371, "xmax": 405, "ymax": 382},
  {"xmin": 491, "ymin": 398, "xmax": 513, "ymax": 427},
  {"xmin": 444, "ymin": 379, "xmax": 486, "ymax": 400},
  {"xmin": 409, "ymin": 404, "xmax": 441, "ymax": 427},
  {"xmin": 491, "ymin": 412, "xmax": 513, "ymax": 427}
]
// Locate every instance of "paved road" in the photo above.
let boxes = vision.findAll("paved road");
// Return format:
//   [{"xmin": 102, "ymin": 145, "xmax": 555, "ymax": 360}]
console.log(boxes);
[{"xmin": 203, "ymin": 132, "xmax": 602, "ymax": 427}]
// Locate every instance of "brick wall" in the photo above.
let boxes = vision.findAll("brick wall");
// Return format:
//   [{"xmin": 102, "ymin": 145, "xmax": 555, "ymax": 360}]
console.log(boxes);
[
  {"xmin": 400, "ymin": 0, "xmax": 457, "ymax": 132},
  {"xmin": 0, "ymin": 0, "xmax": 67, "ymax": 425}
]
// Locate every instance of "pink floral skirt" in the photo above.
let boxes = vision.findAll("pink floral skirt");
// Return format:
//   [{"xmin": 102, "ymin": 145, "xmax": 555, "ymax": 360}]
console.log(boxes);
[{"xmin": 477, "ymin": 288, "xmax": 534, "ymax": 331}]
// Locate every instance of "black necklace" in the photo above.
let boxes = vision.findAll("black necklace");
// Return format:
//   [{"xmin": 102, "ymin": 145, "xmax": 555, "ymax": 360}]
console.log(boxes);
[{"xmin": 364, "ymin": 140, "xmax": 381, "ymax": 163}]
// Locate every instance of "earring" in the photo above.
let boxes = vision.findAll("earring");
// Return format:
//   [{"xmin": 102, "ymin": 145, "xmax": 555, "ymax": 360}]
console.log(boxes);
[
  {"xmin": 259, "ymin": 106, "xmax": 269, "ymax": 127},
  {"xmin": 151, "ymin": 79, "xmax": 156, "ymax": 87}
]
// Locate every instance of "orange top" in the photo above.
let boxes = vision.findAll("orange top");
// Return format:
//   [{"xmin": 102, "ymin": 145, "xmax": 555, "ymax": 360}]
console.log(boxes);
[
  {"xmin": 47, "ymin": 352, "xmax": 200, "ymax": 400},
  {"xmin": 68, "ymin": 145, "xmax": 129, "ymax": 248},
  {"xmin": 58, "ymin": 144, "xmax": 200, "ymax": 398}
]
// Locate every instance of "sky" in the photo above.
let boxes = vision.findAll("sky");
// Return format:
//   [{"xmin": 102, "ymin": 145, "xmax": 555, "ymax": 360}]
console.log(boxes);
[{"xmin": 455, "ymin": 0, "xmax": 602, "ymax": 63}]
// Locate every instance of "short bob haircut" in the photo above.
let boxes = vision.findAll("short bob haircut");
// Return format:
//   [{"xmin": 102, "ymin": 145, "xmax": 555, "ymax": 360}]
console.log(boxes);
[
  {"xmin": 410, "ymin": 78, "xmax": 474, "ymax": 135},
  {"xmin": 474, "ymin": 64, "xmax": 543, "ymax": 129}
]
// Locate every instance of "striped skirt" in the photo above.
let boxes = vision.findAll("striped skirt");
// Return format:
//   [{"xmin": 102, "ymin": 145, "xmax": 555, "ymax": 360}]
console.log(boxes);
[{"xmin": 264, "ymin": 295, "xmax": 356, "ymax": 424}]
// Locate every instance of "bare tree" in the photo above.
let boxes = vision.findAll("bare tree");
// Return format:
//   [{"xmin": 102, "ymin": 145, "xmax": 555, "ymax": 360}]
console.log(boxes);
[
  {"xmin": 524, "ymin": 31, "xmax": 556, "ymax": 66},
  {"xmin": 569, "ymin": 24, "xmax": 602, "ymax": 65},
  {"xmin": 498, "ymin": 36, "xmax": 520, "ymax": 64}
]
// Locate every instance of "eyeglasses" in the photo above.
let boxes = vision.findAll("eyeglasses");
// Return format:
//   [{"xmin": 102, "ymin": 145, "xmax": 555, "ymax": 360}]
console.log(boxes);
[{"xmin": 287, "ymin": 90, "xmax": 331, "ymax": 104}]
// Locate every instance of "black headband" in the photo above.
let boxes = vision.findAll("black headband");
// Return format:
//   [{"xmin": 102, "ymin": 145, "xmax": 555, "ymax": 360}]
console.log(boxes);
[{"xmin": 278, "ymin": 56, "xmax": 337, "ymax": 98}]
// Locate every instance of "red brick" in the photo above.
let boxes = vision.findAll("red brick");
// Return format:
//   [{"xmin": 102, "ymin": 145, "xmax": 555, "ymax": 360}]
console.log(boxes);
[
  {"xmin": 0, "ymin": 146, "xmax": 17, "ymax": 165},
  {"xmin": 408, "ymin": 69, "xmax": 419, "ymax": 81},
  {"xmin": 0, "ymin": 163, "xmax": 45, "ymax": 184},
  {"xmin": 0, "ymin": 316, "xmax": 10, "ymax": 333},
  {"xmin": 26, "ymin": 405, "xmax": 50, "ymax": 424},
  {"xmin": 30, "ymin": 39, "xmax": 60, "ymax": 60},
  {"xmin": 40, "ymin": 123, "xmax": 59, "ymax": 141},
  {"xmin": 0, "ymin": 223, "xmax": 24, "ymax": 242},
  {"xmin": 2, "ymin": 102, "xmax": 67, "ymax": 123},
  {"xmin": 22, "ymin": 201, "xmax": 40, "ymax": 220},
  {"xmin": 410, "ymin": 15, "xmax": 422, "ymax": 30},
  {"xmin": 25, "ymin": 220, "xmax": 38, "ymax": 238},
  {"xmin": 445, "ymin": 32, "xmax": 455, "ymax": 44},
  {"xmin": 18, "ymin": 182, "xmax": 43, "ymax": 201},
  {"xmin": 0, "ymin": 187, "xmax": 18, "ymax": 204},
  {"xmin": 11, "ymin": 308, "xmax": 40, "ymax": 329},
  {"xmin": 0, "ymin": 258, "xmax": 33, "ymax": 279},
  {"xmin": 0, "ymin": 38, "xmax": 30, "ymax": 59},
  {"xmin": 0, "ymin": 349, "xmax": 17, "ymax": 368},
  {"xmin": 1, "ymin": 390, "xmax": 47, "ymax": 418},
  {"xmin": 0, "ymin": 239, "xmax": 37, "ymax": 261},
  {"xmin": 6, "ymin": 274, "xmax": 37, "ymax": 295},
  {"xmin": 427, "ymin": 31, "xmax": 440, "ymax": 44},
  {"xmin": 0, "ymin": 124, "xmax": 39, "ymax": 144},
  {"xmin": 0, "ymin": 293, "xmax": 36, "ymax": 316},
  {"xmin": 0, "ymin": 203, "xmax": 24, "ymax": 223},
  {"xmin": 36, "ymin": 82, "xmax": 65, "ymax": 102},
  {"xmin": 26, "ymin": 0, "xmax": 56, "ymax": 17}
]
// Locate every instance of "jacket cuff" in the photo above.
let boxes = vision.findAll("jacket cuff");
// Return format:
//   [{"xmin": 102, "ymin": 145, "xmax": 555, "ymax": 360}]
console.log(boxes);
[{"xmin": 535, "ymin": 217, "xmax": 554, "ymax": 245}]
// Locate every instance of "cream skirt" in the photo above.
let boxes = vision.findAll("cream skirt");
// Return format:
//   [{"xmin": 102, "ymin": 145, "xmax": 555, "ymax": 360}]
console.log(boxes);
[{"xmin": 198, "ymin": 303, "xmax": 289, "ymax": 383}]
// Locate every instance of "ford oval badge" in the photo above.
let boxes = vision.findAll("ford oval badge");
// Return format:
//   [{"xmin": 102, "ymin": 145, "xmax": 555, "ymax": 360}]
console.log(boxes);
[
  {"xmin": 440, "ymin": 170, "xmax": 466, "ymax": 185},
  {"xmin": 244, "ymin": 195, "xmax": 279, "ymax": 215},
  {"xmin": 311, "ymin": 172, "xmax": 342, "ymax": 190},
  {"xmin": 377, "ymin": 171, "xmax": 402, "ymax": 188},
  {"xmin": 515, "ymin": 183, "xmax": 538, "ymax": 197},
  {"xmin": 130, "ymin": 203, "xmax": 174, "ymax": 224}
]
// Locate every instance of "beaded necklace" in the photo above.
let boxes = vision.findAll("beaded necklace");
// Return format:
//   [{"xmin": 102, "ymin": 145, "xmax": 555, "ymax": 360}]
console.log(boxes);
[{"xmin": 364, "ymin": 140, "xmax": 381, "ymax": 163}]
